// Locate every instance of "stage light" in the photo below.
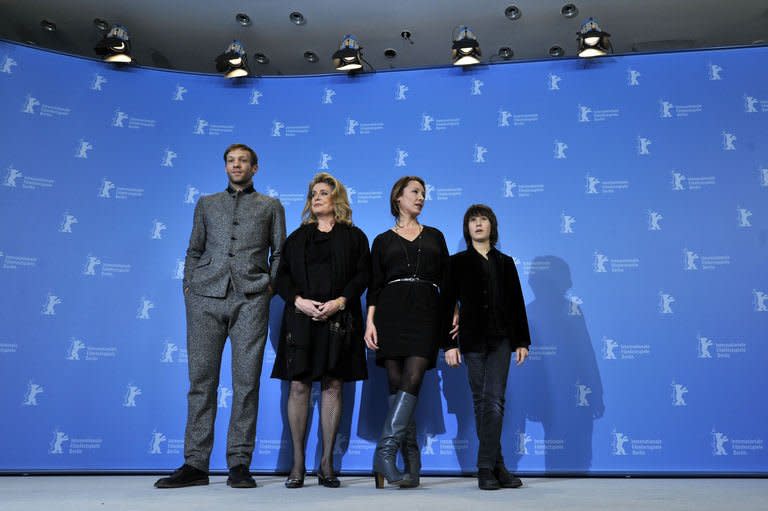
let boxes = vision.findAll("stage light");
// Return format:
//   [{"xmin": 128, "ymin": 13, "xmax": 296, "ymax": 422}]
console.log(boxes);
[
  {"xmin": 577, "ymin": 17, "xmax": 612, "ymax": 57},
  {"xmin": 452, "ymin": 25, "xmax": 481, "ymax": 66},
  {"xmin": 254, "ymin": 53, "xmax": 269, "ymax": 65},
  {"xmin": 94, "ymin": 24, "xmax": 132, "ymax": 63},
  {"xmin": 304, "ymin": 51, "xmax": 319, "ymax": 63},
  {"xmin": 549, "ymin": 45, "xmax": 565, "ymax": 57},
  {"xmin": 498, "ymin": 47, "xmax": 513, "ymax": 60},
  {"xmin": 332, "ymin": 35, "xmax": 363, "ymax": 71},
  {"xmin": 215, "ymin": 40, "xmax": 249, "ymax": 78}
]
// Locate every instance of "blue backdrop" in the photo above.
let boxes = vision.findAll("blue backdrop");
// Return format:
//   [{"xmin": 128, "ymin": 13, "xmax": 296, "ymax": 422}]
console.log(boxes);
[{"xmin": 1, "ymin": 40, "xmax": 766, "ymax": 474}]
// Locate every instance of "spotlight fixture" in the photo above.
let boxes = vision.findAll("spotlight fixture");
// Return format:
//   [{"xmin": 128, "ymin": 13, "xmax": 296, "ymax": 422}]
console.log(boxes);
[
  {"xmin": 40, "ymin": 19, "xmax": 57, "ymax": 32},
  {"xmin": 549, "ymin": 45, "xmax": 564, "ymax": 57},
  {"xmin": 498, "ymin": 47, "xmax": 513, "ymax": 60},
  {"xmin": 505, "ymin": 6, "xmax": 522, "ymax": 20},
  {"xmin": 304, "ymin": 50, "xmax": 319, "ymax": 63},
  {"xmin": 332, "ymin": 34, "xmax": 363, "ymax": 71},
  {"xmin": 253, "ymin": 53, "xmax": 269, "ymax": 64},
  {"xmin": 289, "ymin": 11, "xmax": 306, "ymax": 25},
  {"xmin": 215, "ymin": 40, "xmax": 249, "ymax": 78},
  {"xmin": 577, "ymin": 17, "xmax": 612, "ymax": 57},
  {"xmin": 452, "ymin": 25, "xmax": 481, "ymax": 66},
  {"xmin": 94, "ymin": 24, "xmax": 132, "ymax": 63},
  {"xmin": 384, "ymin": 48, "xmax": 397, "ymax": 59},
  {"xmin": 235, "ymin": 13, "xmax": 251, "ymax": 27},
  {"xmin": 561, "ymin": 4, "xmax": 579, "ymax": 19}
]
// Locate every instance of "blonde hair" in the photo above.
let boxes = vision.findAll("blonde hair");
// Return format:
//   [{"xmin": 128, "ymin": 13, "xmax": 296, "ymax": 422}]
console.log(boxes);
[{"xmin": 301, "ymin": 172, "xmax": 353, "ymax": 225}]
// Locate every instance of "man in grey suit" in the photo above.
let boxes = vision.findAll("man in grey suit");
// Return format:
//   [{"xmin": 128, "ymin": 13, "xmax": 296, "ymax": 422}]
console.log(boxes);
[{"xmin": 155, "ymin": 143, "xmax": 286, "ymax": 489}]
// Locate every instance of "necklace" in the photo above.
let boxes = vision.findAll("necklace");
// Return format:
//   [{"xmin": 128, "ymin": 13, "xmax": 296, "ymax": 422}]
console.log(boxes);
[
  {"xmin": 394, "ymin": 225, "xmax": 423, "ymax": 278},
  {"xmin": 393, "ymin": 221, "xmax": 422, "ymax": 240}
]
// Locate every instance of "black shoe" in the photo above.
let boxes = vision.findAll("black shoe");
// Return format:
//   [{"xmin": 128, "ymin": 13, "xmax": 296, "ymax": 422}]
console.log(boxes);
[
  {"xmin": 154, "ymin": 464, "xmax": 209, "ymax": 489},
  {"xmin": 227, "ymin": 464, "xmax": 257, "ymax": 488},
  {"xmin": 494, "ymin": 464, "xmax": 522, "ymax": 489},
  {"xmin": 477, "ymin": 468, "xmax": 501, "ymax": 490},
  {"xmin": 318, "ymin": 469, "xmax": 341, "ymax": 488},
  {"xmin": 285, "ymin": 468, "xmax": 305, "ymax": 489}
]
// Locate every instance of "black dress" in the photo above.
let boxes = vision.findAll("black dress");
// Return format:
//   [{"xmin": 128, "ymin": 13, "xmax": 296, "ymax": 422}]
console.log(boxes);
[
  {"xmin": 272, "ymin": 223, "xmax": 370, "ymax": 382},
  {"xmin": 367, "ymin": 226, "xmax": 451, "ymax": 369}
]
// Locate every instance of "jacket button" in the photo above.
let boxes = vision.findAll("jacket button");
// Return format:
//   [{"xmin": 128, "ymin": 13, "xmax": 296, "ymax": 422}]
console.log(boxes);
[
  {"xmin": 232, "ymin": 220, "xmax": 239, "ymax": 226},
  {"xmin": 228, "ymin": 252, "xmax": 235, "ymax": 257},
  {"xmin": 231, "ymin": 236, "xmax": 237, "ymax": 241}
]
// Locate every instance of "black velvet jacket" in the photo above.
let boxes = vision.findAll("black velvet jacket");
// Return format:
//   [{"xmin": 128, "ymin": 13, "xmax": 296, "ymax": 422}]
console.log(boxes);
[{"xmin": 444, "ymin": 245, "xmax": 531, "ymax": 353}]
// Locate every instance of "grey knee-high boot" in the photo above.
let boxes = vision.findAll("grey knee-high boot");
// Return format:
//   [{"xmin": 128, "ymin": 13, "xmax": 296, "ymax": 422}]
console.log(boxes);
[
  {"xmin": 386, "ymin": 394, "xmax": 421, "ymax": 488},
  {"xmin": 373, "ymin": 391, "xmax": 417, "ymax": 488},
  {"xmin": 400, "ymin": 419, "xmax": 420, "ymax": 487},
  {"xmin": 401, "ymin": 415, "xmax": 421, "ymax": 487}
]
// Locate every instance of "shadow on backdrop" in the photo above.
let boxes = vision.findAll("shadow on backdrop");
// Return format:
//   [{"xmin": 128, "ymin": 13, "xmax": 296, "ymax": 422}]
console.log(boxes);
[
  {"xmin": 438, "ymin": 357, "xmax": 477, "ymax": 472},
  {"xmin": 507, "ymin": 255, "xmax": 604, "ymax": 473}
]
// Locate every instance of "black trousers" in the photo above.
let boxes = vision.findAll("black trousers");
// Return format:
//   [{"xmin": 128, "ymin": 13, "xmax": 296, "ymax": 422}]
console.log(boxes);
[{"xmin": 464, "ymin": 339, "xmax": 512, "ymax": 470}]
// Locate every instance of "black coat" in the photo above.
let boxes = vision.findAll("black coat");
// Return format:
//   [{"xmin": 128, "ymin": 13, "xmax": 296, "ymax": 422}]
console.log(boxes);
[
  {"xmin": 444, "ymin": 246, "xmax": 531, "ymax": 353},
  {"xmin": 272, "ymin": 222, "xmax": 370, "ymax": 381}
]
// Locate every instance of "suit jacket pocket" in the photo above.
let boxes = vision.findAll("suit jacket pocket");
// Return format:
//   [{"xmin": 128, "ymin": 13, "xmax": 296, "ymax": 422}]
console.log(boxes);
[{"xmin": 195, "ymin": 256, "xmax": 213, "ymax": 268}]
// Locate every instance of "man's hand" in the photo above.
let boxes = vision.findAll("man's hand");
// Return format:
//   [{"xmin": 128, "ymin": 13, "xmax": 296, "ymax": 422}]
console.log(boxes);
[
  {"xmin": 515, "ymin": 347, "xmax": 529, "ymax": 366},
  {"xmin": 449, "ymin": 306, "xmax": 459, "ymax": 340},
  {"xmin": 445, "ymin": 348, "xmax": 462, "ymax": 367}
]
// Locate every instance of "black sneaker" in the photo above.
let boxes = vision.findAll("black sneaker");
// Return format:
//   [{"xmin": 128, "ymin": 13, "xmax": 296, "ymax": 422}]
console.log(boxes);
[
  {"xmin": 154, "ymin": 464, "xmax": 209, "ymax": 489},
  {"xmin": 477, "ymin": 468, "xmax": 501, "ymax": 490},
  {"xmin": 227, "ymin": 464, "xmax": 257, "ymax": 488},
  {"xmin": 494, "ymin": 464, "xmax": 523, "ymax": 489}
]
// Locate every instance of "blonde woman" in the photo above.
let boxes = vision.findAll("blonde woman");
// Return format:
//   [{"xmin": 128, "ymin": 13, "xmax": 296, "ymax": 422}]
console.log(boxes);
[{"xmin": 271, "ymin": 173, "xmax": 370, "ymax": 488}]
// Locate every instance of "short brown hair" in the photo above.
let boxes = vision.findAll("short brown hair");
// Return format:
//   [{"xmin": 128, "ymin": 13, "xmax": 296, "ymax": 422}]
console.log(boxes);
[
  {"xmin": 389, "ymin": 175, "xmax": 426, "ymax": 218},
  {"xmin": 463, "ymin": 204, "xmax": 499, "ymax": 247},
  {"xmin": 301, "ymin": 173, "xmax": 353, "ymax": 225},
  {"xmin": 223, "ymin": 143, "xmax": 258, "ymax": 165}
]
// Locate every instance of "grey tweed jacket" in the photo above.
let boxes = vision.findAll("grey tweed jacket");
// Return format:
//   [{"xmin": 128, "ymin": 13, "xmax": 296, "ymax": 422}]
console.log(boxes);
[{"xmin": 184, "ymin": 185, "xmax": 286, "ymax": 298}]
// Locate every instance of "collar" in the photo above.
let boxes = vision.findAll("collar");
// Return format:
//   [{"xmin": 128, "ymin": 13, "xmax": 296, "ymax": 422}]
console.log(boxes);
[
  {"xmin": 469, "ymin": 244, "xmax": 497, "ymax": 259},
  {"xmin": 226, "ymin": 182, "xmax": 255, "ymax": 196}
]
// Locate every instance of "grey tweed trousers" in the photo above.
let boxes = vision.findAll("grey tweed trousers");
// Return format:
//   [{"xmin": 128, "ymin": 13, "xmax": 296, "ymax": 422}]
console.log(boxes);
[{"xmin": 183, "ymin": 285, "xmax": 270, "ymax": 471}]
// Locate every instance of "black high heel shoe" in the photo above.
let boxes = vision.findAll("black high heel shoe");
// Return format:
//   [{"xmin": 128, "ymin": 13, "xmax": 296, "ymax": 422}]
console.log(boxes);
[
  {"xmin": 284, "ymin": 470, "xmax": 305, "ymax": 489},
  {"xmin": 318, "ymin": 469, "xmax": 340, "ymax": 488}
]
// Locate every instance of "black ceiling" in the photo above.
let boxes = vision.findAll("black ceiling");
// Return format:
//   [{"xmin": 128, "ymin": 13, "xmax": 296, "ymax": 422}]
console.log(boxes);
[{"xmin": 2, "ymin": 1, "xmax": 767, "ymax": 76}]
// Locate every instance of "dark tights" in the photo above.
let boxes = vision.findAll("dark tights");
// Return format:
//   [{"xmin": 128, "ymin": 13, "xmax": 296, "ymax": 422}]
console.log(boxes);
[
  {"xmin": 384, "ymin": 356, "xmax": 429, "ymax": 396},
  {"xmin": 286, "ymin": 377, "xmax": 343, "ymax": 478}
]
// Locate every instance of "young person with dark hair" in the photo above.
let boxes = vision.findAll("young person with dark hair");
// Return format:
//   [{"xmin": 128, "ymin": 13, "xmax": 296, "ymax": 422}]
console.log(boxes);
[{"xmin": 444, "ymin": 204, "xmax": 531, "ymax": 490}]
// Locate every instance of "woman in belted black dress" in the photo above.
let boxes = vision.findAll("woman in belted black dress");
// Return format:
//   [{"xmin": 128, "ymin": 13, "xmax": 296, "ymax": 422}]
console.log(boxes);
[
  {"xmin": 272, "ymin": 173, "xmax": 370, "ymax": 488},
  {"xmin": 364, "ymin": 175, "xmax": 451, "ymax": 488}
]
